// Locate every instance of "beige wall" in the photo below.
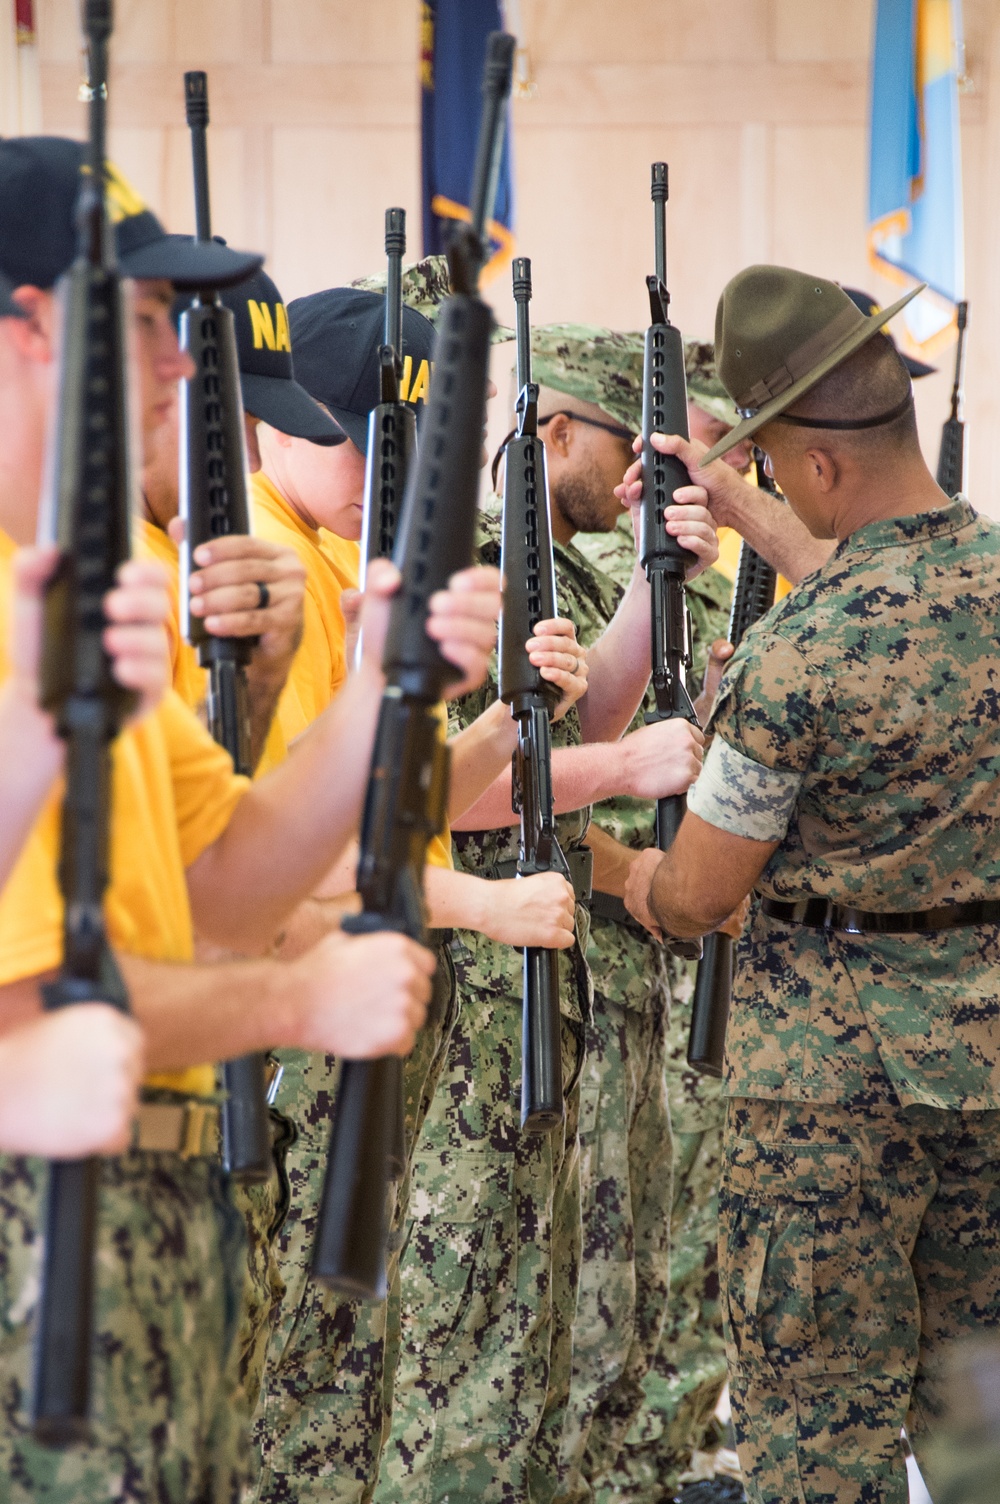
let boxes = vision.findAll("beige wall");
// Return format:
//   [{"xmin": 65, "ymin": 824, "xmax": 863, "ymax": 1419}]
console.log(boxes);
[{"xmin": 35, "ymin": 0, "xmax": 1000, "ymax": 512}]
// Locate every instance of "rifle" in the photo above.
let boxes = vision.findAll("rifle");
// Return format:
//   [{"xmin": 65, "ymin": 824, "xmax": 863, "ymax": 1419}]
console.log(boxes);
[
  {"xmin": 178, "ymin": 70, "xmax": 271, "ymax": 1183},
  {"xmin": 638, "ymin": 162, "xmax": 700, "ymax": 962},
  {"xmin": 687, "ymin": 449, "xmax": 777, "ymax": 1077},
  {"xmin": 311, "ymin": 30, "xmax": 516, "ymax": 1300},
  {"xmin": 357, "ymin": 206, "xmax": 419, "ymax": 1181},
  {"xmin": 32, "ymin": 0, "xmax": 133, "ymax": 1445},
  {"xmin": 498, "ymin": 256, "xmax": 570, "ymax": 1134},
  {"xmin": 936, "ymin": 300, "xmax": 969, "ymax": 496},
  {"xmin": 360, "ymin": 208, "xmax": 417, "ymax": 575}
]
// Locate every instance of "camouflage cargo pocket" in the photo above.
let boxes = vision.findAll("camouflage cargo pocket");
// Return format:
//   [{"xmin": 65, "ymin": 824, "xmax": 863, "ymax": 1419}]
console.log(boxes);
[
  {"xmin": 721, "ymin": 1138, "xmax": 861, "ymax": 1379},
  {"xmin": 400, "ymin": 1147, "xmax": 515, "ymax": 1362}
]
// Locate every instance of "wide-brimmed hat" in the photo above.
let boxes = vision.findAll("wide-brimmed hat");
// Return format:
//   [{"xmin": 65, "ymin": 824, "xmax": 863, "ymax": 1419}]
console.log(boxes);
[
  {"xmin": 842, "ymin": 286, "xmax": 936, "ymax": 378},
  {"xmin": 217, "ymin": 268, "xmax": 344, "ymax": 444},
  {"xmin": 701, "ymin": 265, "xmax": 923, "ymax": 465}
]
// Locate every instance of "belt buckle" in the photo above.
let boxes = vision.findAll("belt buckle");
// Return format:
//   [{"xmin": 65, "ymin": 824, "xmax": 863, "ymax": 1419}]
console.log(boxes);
[{"xmin": 180, "ymin": 1102, "xmax": 212, "ymax": 1159}]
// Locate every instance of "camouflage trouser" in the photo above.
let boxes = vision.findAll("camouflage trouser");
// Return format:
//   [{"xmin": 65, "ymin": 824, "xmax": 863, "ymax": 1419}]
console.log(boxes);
[
  {"xmin": 722, "ymin": 1097, "xmax": 1000, "ymax": 1504},
  {"xmin": 543, "ymin": 914, "xmax": 672, "ymax": 1504},
  {"xmin": 597, "ymin": 968, "xmax": 727, "ymax": 1503},
  {"xmin": 247, "ymin": 940, "xmax": 458, "ymax": 1504},
  {"xmin": 377, "ymin": 924, "xmax": 588, "ymax": 1504},
  {"xmin": 0, "ymin": 1142, "xmax": 248, "ymax": 1503}
]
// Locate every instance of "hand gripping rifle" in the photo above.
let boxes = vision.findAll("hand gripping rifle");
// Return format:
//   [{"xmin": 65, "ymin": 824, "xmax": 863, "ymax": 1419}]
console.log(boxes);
[
  {"xmin": 311, "ymin": 30, "xmax": 516, "ymax": 1301},
  {"xmin": 32, "ymin": 0, "xmax": 133, "ymax": 1445},
  {"xmin": 936, "ymin": 301, "xmax": 969, "ymax": 496},
  {"xmin": 499, "ymin": 257, "xmax": 570, "ymax": 1134},
  {"xmin": 360, "ymin": 208, "xmax": 417, "ymax": 573},
  {"xmin": 178, "ymin": 70, "xmax": 271, "ymax": 1183},
  {"xmin": 687, "ymin": 449, "xmax": 777, "ymax": 1077},
  {"xmin": 639, "ymin": 163, "xmax": 701, "ymax": 962}
]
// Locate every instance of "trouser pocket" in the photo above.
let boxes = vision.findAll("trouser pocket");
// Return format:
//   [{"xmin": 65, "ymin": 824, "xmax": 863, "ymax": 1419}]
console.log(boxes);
[{"xmin": 721, "ymin": 1136, "xmax": 861, "ymax": 1380}]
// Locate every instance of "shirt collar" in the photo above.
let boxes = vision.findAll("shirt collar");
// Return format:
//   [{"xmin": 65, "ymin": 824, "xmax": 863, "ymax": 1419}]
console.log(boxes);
[{"xmin": 837, "ymin": 496, "xmax": 976, "ymax": 557}]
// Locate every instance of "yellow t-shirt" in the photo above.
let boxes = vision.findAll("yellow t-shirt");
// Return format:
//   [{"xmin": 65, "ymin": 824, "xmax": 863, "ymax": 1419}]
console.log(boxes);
[
  {"xmin": 136, "ymin": 518, "xmax": 209, "ymax": 716},
  {"xmin": 251, "ymin": 472, "xmax": 453, "ymax": 869},
  {"xmin": 0, "ymin": 532, "xmax": 249, "ymax": 1096}
]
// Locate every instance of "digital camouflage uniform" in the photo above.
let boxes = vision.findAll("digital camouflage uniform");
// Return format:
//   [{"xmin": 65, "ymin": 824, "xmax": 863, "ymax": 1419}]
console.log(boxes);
[
  {"xmin": 244, "ymin": 952, "xmax": 458, "ymax": 1504},
  {"xmin": 0, "ymin": 1139, "xmax": 248, "ymax": 1503},
  {"xmin": 511, "ymin": 329, "xmax": 733, "ymax": 1503},
  {"xmin": 377, "ymin": 507, "xmax": 598, "ymax": 1504},
  {"xmin": 578, "ymin": 343, "xmax": 739, "ymax": 1504},
  {"xmin": 688, "ymin": 498, "xmax": 1000, "ymax": 1504},
  {"xmin": 239, "ymin": 256, "xmax": 464, "ymax": 1504}
]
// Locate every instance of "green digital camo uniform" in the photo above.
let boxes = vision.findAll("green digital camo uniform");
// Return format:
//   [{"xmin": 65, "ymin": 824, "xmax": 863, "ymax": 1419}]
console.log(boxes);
[
  {"xmin": 243, "ymin": 950, "xmax": 458, "ymax": 1504},
  {"xmin": 0, "ymin": 1134, "xmax": 248, "ymax": 1503},
  {"xmin": 521, "ymin": 328, "xmax": 734, "ymax": 1502},
  {"xmin": 377, "ymin": 508, "xmax": 596, "ymax": 1504},
  {"xmin": 581, "ymin": 341, "xmax": 740, "ymax": 1502},
  {"xmin": 687, "ymin": 498, "xmax": 1000, "ymax": 1504},
  {"xmin": 578, "ymin": 516, "xmax": 733, "ymax": 1504},
  {"xmin": 236, "ymin": 256, "xmax": 463, "ymax": 1504}
]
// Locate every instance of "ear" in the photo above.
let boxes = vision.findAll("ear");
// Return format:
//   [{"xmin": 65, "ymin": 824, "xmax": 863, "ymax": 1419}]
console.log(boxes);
[
  {"xmin": 543, "ymin": 410, "xmax": 573, "ymax": 460},
  {"xmin": 7, "ymin": 286, "xmax": 56, "ymax": 364},
  {"xmin": 803, "ymin": 447, "xmax": 839, "ymax": 492}
]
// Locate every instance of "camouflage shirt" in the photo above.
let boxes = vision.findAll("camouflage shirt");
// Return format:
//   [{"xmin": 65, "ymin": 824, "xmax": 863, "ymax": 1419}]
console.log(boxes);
[
  {"xmin": 575, "ymin": 514, "xmax": 732, "ymax": 850},
  {"xmin": 449, "ymin": 504, "xmax": 607, "ymax": 871},
  {"xmin": 691, "ymin": 497, "xmax": 1000, "ymax": 1109}
]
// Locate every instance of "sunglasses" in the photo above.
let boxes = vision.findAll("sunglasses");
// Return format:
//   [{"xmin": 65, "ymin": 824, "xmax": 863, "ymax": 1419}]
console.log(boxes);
[{"xmin": 491, "ymin": 410, "xmax": 636, "ymax": 491}]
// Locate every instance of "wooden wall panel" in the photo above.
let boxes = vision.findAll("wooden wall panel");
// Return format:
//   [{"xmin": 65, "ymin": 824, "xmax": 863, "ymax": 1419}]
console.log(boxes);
[{"xmin": 30, "ymin": 0, "xmax": 1000, "ymax": 512}]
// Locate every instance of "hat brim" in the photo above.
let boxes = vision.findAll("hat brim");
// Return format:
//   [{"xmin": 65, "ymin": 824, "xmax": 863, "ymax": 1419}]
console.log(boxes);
[
  {"xmin": 120, "ymin": 235, "xmax": 264, "ymax": 291},
  {"xmin": 903, "ymin": 353, "xmax": 936, "ymax": 379},
  {"xmin": 240, "ymin": 372, "xmax": 345, "ymax": 445},
  {"xmin": 325, "ymin": 405, "xmax": 370, "ymax": 454},
  {"xmin": 701, "ymin": 283, "xmax": 925, "ymax": 465}
]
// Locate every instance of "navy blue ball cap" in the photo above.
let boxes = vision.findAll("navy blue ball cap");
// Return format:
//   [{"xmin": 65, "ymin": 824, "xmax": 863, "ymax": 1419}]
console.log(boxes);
[
  {"xmin": 287, "ymin": 287, "xmax": 436, "ymax": 454},
  {"xmin": 0, "ymin": 270, "xmax": 27, "ymax": 319},
  {"xmin": 0, "ymin": 136, "xmax": 262, "ymax": 291},
  {"xmin": 842, "ymin": 286, "xmax": 936, "ymax": 378},
  {"xmin": 216, "ymin": 268, "xmax": 344, "ymax": 444}
]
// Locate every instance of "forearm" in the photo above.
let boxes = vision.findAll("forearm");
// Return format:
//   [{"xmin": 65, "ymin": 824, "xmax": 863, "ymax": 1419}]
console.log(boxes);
[
  {"xmin": 0, "ymin": 682, "xmax": 64, "ymax": 885},
  {"xmin": 423, "ymin": 866, "xmax": 490, "ymax": 931},
  {"xmin": 246, "ymin": 661, "xmax": 288, "ymax": 773},
  {"xmin": 446, "ymin": 698, "xmax": 518, "ymax": 820},
  {"xmin": 585, "ymin": 824, "xmax": 637, "ymax": 899},
  {"xmin": 0, "ymin": 958, "xmax": 304, "ymax": 1074},
  {"xmin": 713, "ymin": 485, "xmax": 832, "ymax": 585},
  {"xmin": 453, "ymin": 740, "xmax": 627, "ymax": 832},
  {"xmin": 579, "ymin": 560, "xmax": 653, "ymax": 742},
  {"xmin": 185, "ymin": 663, "xmax": 383, "ymax": 949},
  {"xmin": 120, "ymin": 952, "xmax": 305, "ymax": 1070}
]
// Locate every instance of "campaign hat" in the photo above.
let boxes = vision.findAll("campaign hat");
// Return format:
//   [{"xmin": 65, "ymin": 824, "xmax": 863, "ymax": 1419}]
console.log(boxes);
[
  {"xmin": 217, "ymin": 268, "xmax": 343, "ymax": 444},
  {"xmin": 702, "ymin": 265, "xmax": 923, "ymax": 464},
  {"xmin": 288, "ymin": 287, "xmax": 436, "ymax": 453},
  {"xmin": 0, "ymin": 136, "xmax": 261, "ymax": 291},
  {"xmin": 842, "ymin": 286, "xmax": 936, "ymax": 378}
]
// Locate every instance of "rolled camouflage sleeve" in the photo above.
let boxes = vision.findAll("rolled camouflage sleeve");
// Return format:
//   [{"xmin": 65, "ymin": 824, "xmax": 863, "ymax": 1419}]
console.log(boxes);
[
  {"xmin": 688, "ymin": 735, "xmax": 802, "ymax": 840},
  {"xmin": 692, "ymin": 630, "xmax": 826, "ymax": 838}
]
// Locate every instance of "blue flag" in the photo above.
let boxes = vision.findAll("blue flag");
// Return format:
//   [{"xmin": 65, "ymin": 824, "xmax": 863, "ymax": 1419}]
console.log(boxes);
[
  {"xmin": 868, "ymin": 0, "xmax": 965, "ymax": 354},
  {"xmin": 421, "ymin": 0, "xmax": 515, "ymax": 277}
]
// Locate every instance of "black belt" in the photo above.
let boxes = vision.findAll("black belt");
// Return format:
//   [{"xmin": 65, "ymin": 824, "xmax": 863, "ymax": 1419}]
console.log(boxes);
[
  {"xmin": 761, "ymin": 895, "xmax": 1000, "ymax": 935},
  {"xmin": 488, "ymin": 849, "xmax": 594, "ymax": 904},
  {"xmin": 589, "ymin": 889, "xmax": 630, "ymax": 926}
]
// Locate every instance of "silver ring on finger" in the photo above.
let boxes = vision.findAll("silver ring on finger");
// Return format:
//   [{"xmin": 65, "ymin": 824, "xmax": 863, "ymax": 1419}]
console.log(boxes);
[{"xmin": 256, "ymin": 581, "xmax": 270, "ymax": 610}]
